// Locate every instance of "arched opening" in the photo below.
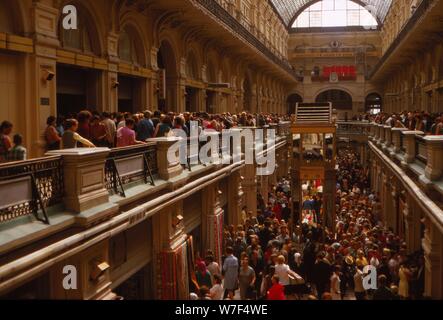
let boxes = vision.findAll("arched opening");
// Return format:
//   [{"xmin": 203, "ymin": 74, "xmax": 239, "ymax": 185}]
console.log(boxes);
[
  {"xmin": 185, "ymin": 51, "xmax": 200, "ymax": 112},
  {"xmin": 316, "ymin": 89, "xmax": 353, "ymax": 110},
  {"xmin": 118, "ymin": 27, "xmax": 143, "ymax": 66},
  {"xmin": 117, "ymin": 26, "xmax": 146, "ymax": 113},
  {"xmin": 287, "ymin": 93, "xmax": 303, "ymax": 115},
  {"xmin": 57, "ymin": 4, "xmax": 102, "ymax": 116},
  {"xmin": 59, "ymin": 4, "xmax": 101, "ymax": 56},
  {"xmin": 365, "ymin": 92, "xmax": 382, "ymax": 114},
  {"xmin": 157, "ymin": 40, "xmax": 178, "ymax": 112}
]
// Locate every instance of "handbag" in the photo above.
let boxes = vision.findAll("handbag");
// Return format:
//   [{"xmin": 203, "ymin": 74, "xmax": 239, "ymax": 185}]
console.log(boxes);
[{"xmin": 289, "ymin": 273, "xmax": 305, "ymax": 285}]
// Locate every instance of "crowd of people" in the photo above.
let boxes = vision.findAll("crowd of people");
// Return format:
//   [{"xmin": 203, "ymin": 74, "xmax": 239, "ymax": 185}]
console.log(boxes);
[
  {"xmin": 191, "ymin": 148, "xmax": 426, "ymax": 300},
  {"xmin": 2, "ymin": 108, "xmax": 281, "ymax": 164},
  {"xmin": 0, "ymin": 110, "xmax": 288, "ymax": 164},
  {"xmin": 353, "ymin": 110, "xmax": 443, "ymax": 135},
  {"xmin": 2, "ymin": 108, "xmax": 442, "ymax": 164}
]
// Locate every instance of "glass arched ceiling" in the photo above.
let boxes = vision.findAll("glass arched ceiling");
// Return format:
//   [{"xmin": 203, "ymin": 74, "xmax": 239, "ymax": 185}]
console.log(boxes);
[
  {"xmin": 292, "ymin": 1, "xmax": 378, "ymax": 28},
  {"xmin": 269, "ymin": 0, "xmax": 393, "ymax": 27}
]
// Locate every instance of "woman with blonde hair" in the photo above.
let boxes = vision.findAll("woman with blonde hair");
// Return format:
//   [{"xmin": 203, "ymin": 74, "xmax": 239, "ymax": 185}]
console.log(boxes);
[{"xmin": 274, "ymin": 255, "xmax": 301, "ymax": 297}]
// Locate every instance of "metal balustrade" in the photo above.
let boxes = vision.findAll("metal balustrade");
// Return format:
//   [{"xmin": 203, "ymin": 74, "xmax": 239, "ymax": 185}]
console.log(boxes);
[
  {"xmin": 195, "ymin": 0, "xmax": 296, "ymax": 79},
  {"xmin": 0, "ymin": 156, "xmax": 64, "ymax": 224},
  {"xmin": 105, "ymin": 143, "xmax": 157, "ymax": 197}
]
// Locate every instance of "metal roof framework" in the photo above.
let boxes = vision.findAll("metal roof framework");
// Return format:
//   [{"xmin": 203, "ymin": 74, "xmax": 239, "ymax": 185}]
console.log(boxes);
[{"xmin": 269, "ymin": 0, "xmax": 393, "ymax": 27}]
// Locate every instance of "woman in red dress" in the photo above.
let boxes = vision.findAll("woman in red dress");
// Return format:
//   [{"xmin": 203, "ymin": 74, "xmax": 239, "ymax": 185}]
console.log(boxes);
[{"xmin": 267, "ymin": 275, "xmax": 286, "ymax": 300}]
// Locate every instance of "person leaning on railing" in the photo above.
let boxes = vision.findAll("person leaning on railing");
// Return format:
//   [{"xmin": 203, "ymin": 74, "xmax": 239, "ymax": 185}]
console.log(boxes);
[
  {"xmin": 0, "ymin": 121, "xmax": 13, "ymax": 163},
  {"xmin": 61, "ymin": 119, "xmax": 96, "ymax": 149},
  {"xmin": 116, "ymin": 118, "xmax": 146, "ymax": 147}
]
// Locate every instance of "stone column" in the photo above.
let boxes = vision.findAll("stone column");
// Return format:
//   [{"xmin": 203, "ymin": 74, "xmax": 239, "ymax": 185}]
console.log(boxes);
[
  {"xmin": 202, "ymin": 183, "xmax": 224, "ymax": 265},
  {"xmin": 424, "ymin": 136, "xmax": 443, "ymax": 181},
  {"xmin": 323, "ymin": 169, "xmax": 336, "ymax": 231},
  {"xmin": 227, "ymin": 170, "xmax": 244, "ymax": 226},
  {"xmin": 404, "ymin": 199, "xmax": 422, "ymax": 253},
  {"xmin": 389, "ymin": 183, "xmax": 399, "ymax": 233},
  {"xmin": 291, "ymin": 168, "xmax": 301, "ymax": 224},
  {"xmin": 30, "ymin": 3, "xmax": 59, "ymax": 157},
  {"xmin": 46, "ymin": 148, "xmax": 111, "ymax": 213},
  {"xmin": 422, "ymin": 219, "xmax": 443, "ymax": 299},
  {"xmin": 242, "ymin": 161, "xmax": 257, "ymax": 216},
  {"xmin": 381, "ymin": 172, "xmax": 388, "ymax": 224},
  {"xmin": 152, "ymin": 201, "xmax": 189, "ymax": 300}
]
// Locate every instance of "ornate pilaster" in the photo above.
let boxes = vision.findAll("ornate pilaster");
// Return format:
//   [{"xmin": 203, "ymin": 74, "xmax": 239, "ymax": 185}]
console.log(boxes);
[
  {"xmin": 422, "ymin": 218, "xmax": 443, "ymax": 299},
  {"xmin": 152, "ymin": 202, "xmax": 189, "ymax": 300},
  {"xmin": 202, "ymin": 184, "xmax": 224, "ymax": 265},
  {"xmin": 227, "ymin": 170, "xmax": 244, "ymax": 226}
]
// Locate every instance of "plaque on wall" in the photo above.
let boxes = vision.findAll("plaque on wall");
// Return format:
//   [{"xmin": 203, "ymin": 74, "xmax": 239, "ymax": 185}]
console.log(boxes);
[{"xmin": 40, "ymin": 97, "xmax": 50, "ymax": 106}]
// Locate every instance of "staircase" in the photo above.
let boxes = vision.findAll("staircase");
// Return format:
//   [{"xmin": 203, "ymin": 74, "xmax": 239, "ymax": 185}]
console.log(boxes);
[{"xmin": 294, "ymin": 103, "xmax": 332, "ymax": 124}]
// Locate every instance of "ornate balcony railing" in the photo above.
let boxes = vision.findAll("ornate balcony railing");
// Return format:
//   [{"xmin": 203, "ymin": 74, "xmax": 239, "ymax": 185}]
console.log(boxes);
[
  {"xmin": 369, "ymin": 0, "xmax": 434, "ymax": 79},
  {"xmin": 0, "ymin": 156, "xmax": 64, "ymax": 224},
  {"xmin": 415, "ymin": 135, "xmax": 428, "ymax": 165},
  {"xmin": 337, "ymin": 121, "xmax": 370, "ymax": 135},
  {"xmin": 195, "ymin": 0, "xmax": 296, "ymax": 79},
  {"xmin": 105, "ymin": 143, "xmax": 158, "ymax": 197},
  {"xmin": 400, "ymin": 134, "xmax": 406, "ymax": 153}
]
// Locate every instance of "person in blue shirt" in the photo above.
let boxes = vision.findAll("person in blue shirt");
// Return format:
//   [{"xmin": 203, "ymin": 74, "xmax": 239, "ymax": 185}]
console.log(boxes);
[{"xmin": 136, "ymin": 111, "xmax": 154, "ymax": 141}]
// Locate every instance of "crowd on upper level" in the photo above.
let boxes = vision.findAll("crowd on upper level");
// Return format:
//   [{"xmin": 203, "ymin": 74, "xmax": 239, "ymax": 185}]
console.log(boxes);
[
  {"xmin": 0, "ymin": 110, "xmax": 289, "ymax": 164},
  {"xmin": 190, "ymin": 148, "xmax": 426, "ymax": 301},
  {"xmin": 353, "ymin": 111, "xmax": 443, "ymax": 135}
]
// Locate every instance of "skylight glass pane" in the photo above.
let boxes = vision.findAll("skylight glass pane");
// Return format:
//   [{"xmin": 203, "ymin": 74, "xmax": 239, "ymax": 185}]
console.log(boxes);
[
  {"xmin": 347, "ymin": 9, "xmax": 360, "ymax": 25},
  {"xmin": 289, "ymin": 0, "xmax": 389, "ymax": 28},
  {"xmin": 323, "ymin": 10, "xmax": 347, "ymax": 27},
  {"xmin": 335, "ymin": 0, "xmax": 347, "ymax": 10},
  {"xmin": 311, "ymin": 2, "xmax": 323, "ymax": 11},
  {"xmin": 347, "ymin": 1, "xmax": 360, "ymax": 10},
  {"xmin": 323, "ymin": 0, "xmax": 334, "ymax": 11},
  {"xmin": 360, "ymin": 9, "xmax": 378, "ymax": 27},
  {"xmin": 310, "ymin": 11, "xmax": 322, "ymax": 26},
  {"xmin": 297, "ymin": 11, "xmax": 310, "ymax": 27}
]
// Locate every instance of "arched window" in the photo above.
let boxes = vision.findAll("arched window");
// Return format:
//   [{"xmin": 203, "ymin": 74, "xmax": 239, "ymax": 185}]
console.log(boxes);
[
  {"xmin": 292, "ymin": 0, "xmax": 378, "ymax": 28},
  {"xmin": 207, "ymin": 61, "xmax": 217, "ymax": 83},
  {"xmin": 287, "ymin": 93, "xmax": 303, "ymax": 115},
  {"xmin": 0, "ymin": 1, "xmax": 14, "ymax": 33},
  {"xmin": 60, "ymin": 9, "xmax": 97, "ymax": 55},
  {"xmin": 316, "ymin": 89, "xmax": 353, "ymax": 109},
  {"xmin": 118, "ymin": 28, "xmax": 141, "ymax": 65},
  {"xmin": 186, "ymin": 52, "xmax": 198, "ymax": 80},
  {"xmin": 365, "ymin": 93, "xmax": 382, "ymax": 114}
]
